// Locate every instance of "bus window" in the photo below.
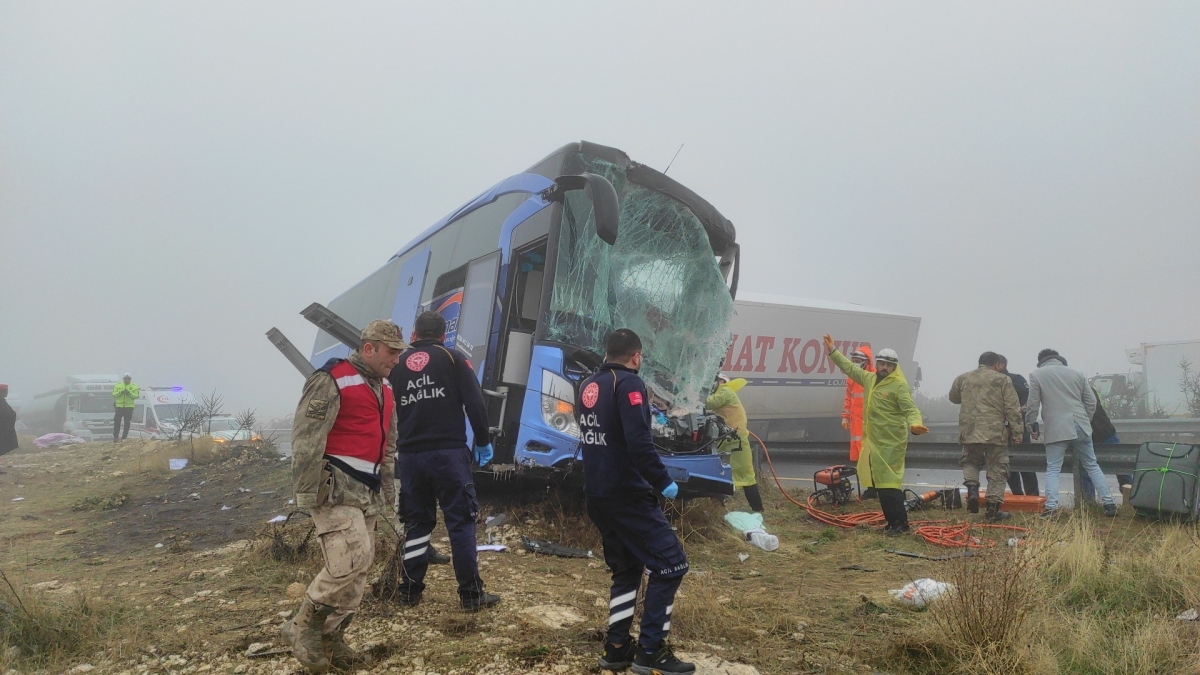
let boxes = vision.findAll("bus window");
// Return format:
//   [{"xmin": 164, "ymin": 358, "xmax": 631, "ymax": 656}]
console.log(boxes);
[
  {"xmin": 421, "ymin": 193, "xmax": 528, "ymax": 306},
  {"xmin": 455, "ymin": 251, "xmax": 502, "ymax": 370}
]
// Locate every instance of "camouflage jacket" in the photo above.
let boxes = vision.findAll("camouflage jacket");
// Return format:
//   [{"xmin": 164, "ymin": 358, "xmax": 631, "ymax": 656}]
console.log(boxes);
[
  {"xmin": 291, "ymin": 351, "xmax": 397, "ymax": 515},
  {"xmin": 948, "ymin": 365, "xmax": 1023, "ymax": 446}
]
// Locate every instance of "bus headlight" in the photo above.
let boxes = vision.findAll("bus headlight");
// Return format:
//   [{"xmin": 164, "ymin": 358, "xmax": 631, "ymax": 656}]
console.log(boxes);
[{"xmin": 541, "ymin": 371, "xmax": 580, "ymax": 438}]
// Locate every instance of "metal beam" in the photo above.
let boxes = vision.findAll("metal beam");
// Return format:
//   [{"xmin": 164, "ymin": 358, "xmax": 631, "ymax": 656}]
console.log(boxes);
[
  {"xmin": 266, "ymin": 328, "xmax": 317, "ymax": 378},
  {"xmin": 300, "ymin": 303, "xmax": 363, "ymax": 352}
]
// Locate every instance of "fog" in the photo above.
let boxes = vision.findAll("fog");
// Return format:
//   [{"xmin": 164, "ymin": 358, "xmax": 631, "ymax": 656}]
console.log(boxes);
[{"xmin": 2, "ymin": 3, "xmax": 1198, "ymax": 419}]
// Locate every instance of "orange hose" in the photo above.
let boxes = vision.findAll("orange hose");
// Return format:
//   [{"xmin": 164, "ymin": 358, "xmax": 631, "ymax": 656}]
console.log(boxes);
[{"xmin": 749, "ymin": 431, "xmax": 1028, "ymax": 548}]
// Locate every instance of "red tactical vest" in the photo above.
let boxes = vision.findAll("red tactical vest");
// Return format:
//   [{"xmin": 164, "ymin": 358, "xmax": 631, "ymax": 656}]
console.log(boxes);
[{"xmin": 323, "ymin": 359, "xmax": 394, "ymax": 488}]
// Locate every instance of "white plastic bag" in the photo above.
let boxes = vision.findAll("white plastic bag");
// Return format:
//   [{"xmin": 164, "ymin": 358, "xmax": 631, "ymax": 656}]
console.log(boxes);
[{"xmin": 889, "ymin": 578, "xmax": 955, "ymax": 608}]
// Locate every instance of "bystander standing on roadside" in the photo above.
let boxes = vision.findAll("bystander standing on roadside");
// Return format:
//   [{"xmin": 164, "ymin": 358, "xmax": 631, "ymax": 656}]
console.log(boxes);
[
  {"xmin": 949, "ymin": 352, "xmax": 1023, "ymax": 521},
  {"xmin": 1026, "ymin": 349, "xmax": 1117, "ymax": 517}
]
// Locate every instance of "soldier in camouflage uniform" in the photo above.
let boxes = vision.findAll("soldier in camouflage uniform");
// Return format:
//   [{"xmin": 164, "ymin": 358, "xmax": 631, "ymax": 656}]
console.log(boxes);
[
  {"xmin": 948, "ymin": 351, "xmax": 1024, "ymax": 522},
  {"xmin": 282, "ymin": 320, "xmax": 406, "ymax": 673}
]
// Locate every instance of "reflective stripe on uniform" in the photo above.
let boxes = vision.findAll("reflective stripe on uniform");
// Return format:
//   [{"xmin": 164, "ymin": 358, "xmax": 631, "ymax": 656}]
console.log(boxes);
[
  {"xmin": 609, "ymin": 607, "xmax": 635, "ymax": 624},
  {"xmin": 403, "ymin": 546, "xmax": 428, "ymax": 560},
  {"xmin": 609, "ymin": 590, "xmax": 637, "ymax": 608},
  {"xmin": 405, "ymin": 534, "xmax": 431, "ymax": 548},
  {"xmin": 335, "ymin": 374, "xmax": 365, "ymax": 389}
]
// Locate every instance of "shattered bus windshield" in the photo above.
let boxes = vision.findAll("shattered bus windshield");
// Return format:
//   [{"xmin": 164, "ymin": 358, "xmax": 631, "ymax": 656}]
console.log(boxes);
[{"xmin": 547, "ymin": 155, "xmax": 735, "ymax": 413}]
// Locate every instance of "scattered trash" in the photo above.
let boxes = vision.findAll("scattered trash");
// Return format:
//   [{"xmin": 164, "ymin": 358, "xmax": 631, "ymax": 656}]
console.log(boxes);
[
  {"xmin": 11, "ymin": 497, "xmax": 24, "ymax": 502},
  {"xmin": 737, "ymin": 553, "xmax": 750, "ymax": 563},
  {"xmin": 724, "ymin": 511, "xmax": 779, "ymax": 551},
  {"xmin": 33, "ymin": 433, "xmax": 86, "ymax": 448},
  {"xmin": 287, "ymin": 499, "xmax": 295, "ymax": 505},
  {"xmin": 55, "ymin": 529, "xmax": 77, "ymax": 536},
  {"xmin": 840, "ymin": 564, "xmax": 877, "ymax": 572},
  {"xmin": 168, "ymin": 459, "xmax": 189, "ymax": 471},
  {"xmin": 886, "ymin": 549, "xmax": 976, "ymax": 561},
  {"xmin": 523, "ymin": 537, "xmax": 592, "ymax": 558},
  {"xmin": 889, "ymin": 579, "xmax": 955, "ymax": 608},
  {"xmin": 267, "ymin": 515, "xmax": 287, "ymax": 524},
  {"xmin": 1176, "ymin": 608, "xmax": 1199, "ymax": 622},
  {"xmin": 485, "ymin": 513, "xmax": 508, "ymax": 528},
  {"xmin": 260, "ymin": 491, "xmax": 274, "ymax": 495},
  {"xmin": 221, "ymin": 505, "xmax": 231, "ymax": 511},
  {"xmin": 188, "ymin": 493, "xmax": 200, "ymax": 500},
  {"xmin": 238, "ymin": 487, "xmax": 251, "ymax": 493},
  {"xmin": 477, "ymin": 544, "xmax": 508, "ymax": 552},
  {"xmin": 155, "ymin": 543, "xmax": 165, "ymax": 548},
  {"xmin": 1006, "ymin": 537, "xmax": 1024, "ymax": 547}
]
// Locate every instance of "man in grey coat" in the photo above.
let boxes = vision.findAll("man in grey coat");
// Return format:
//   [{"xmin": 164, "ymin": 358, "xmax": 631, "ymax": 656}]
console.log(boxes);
[{"xmin": 1026, "ymin": 349, "xmax": 1117, "ymax": 517}]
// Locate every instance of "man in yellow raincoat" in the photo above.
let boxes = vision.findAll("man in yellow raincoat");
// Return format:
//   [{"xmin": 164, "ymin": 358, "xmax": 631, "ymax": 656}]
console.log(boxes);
[
  {"xmin": 706, "ymin": 375, "xmax": 762, "ymax": 512},
  {"xmin": 824, "ymin": 334, "xmax": 928, "ymax": 534}
]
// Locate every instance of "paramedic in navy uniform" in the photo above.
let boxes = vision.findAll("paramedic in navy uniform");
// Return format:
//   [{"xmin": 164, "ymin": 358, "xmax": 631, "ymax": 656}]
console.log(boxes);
[
  {"xmin": 388, "ymin": 310, "xmax": 500, "ymax": 611},
  {"xmin": 579, "ymin": 329, "xmax": 695, "ymax": 675}
]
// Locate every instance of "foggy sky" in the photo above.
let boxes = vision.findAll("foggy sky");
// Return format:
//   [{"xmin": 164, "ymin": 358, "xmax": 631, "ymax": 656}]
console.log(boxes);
[{"xmin": 2, "ymin": 2, "xmax": 1198, "ymax": 419}]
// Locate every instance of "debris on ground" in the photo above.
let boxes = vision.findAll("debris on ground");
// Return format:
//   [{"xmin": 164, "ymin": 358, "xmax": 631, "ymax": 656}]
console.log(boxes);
[
  {"xmin": 1176, "ymin": 608, "xmax": 1199, "ymax": 621},
  {"xmin": 724, "ymin": 511, "xmax": 779, "ymax": 551},
  {"xmin": 34, "ymin": 433, "xmax": 87, "ymax": 448},
  {"xmin": 889, "ymin": 578, "xmax": 955, "ymax": 608},
  {"xmin": 523, "ymin": 537, "xmax": 592, "ymax": 558}
]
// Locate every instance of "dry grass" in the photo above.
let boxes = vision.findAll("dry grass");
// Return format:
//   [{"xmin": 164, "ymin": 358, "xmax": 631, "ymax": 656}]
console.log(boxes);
[
  {"xmin": 0, "ymin": 568, "xmax": 142, "ymax": 672},
  {"xmin": 895, "ymin": 511, "xmax": 1200, "ymax": 675}
]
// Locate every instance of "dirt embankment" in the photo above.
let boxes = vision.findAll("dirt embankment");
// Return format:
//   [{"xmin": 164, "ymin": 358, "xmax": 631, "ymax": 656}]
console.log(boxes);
[{"xmin": 2, "ymin": 440, "xmax": 1199, "ymax": 675}]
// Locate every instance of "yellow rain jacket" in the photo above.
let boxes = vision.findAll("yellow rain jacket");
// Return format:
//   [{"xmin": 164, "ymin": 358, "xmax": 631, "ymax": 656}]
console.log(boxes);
[
  {"xmin": 706, "ymin": 378, "xmax": 756, "ymax": 487},
  {"xmin": 829, "ymin": 350, "xmax": 922, "ymax": 490},
  {"xmin": 112, "ymin": 382, "xmax": 140, "ymax": 409}
]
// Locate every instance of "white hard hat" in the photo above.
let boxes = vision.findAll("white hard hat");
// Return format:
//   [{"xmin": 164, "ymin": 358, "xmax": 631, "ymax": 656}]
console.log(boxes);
[
  {"xmin": 123, "ymin": 373, "xmax": 132, "ymax": 378},
  {"xmin": 717, "ymin": 373, "xmax": 730, "ymax": 383},
  {"xmin": 875, "ymin": 349, "xmax": 900, "ymax": 364}
]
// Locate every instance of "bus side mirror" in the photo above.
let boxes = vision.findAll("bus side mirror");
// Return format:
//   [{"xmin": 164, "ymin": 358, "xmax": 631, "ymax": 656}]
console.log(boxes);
[{"xmin": 545, "ymin": 173, "xmax": 620, "ymax": 245}]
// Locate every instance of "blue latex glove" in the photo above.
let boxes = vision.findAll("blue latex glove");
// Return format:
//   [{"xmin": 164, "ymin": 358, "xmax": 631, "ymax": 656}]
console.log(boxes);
[
  {"xmin": 661, "ymin": 481, "xmax": 679, "ymax": 500},
  {"xmin": 474, "ymin": 443, "xmax": 494, "ymax": 467}
]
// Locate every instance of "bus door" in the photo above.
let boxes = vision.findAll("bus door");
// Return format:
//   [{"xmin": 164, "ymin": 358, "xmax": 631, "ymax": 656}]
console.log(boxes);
[
  {"xmin": 454, "ymin": 251, "xmax": 503, "ymax": 448},
  {"xmin": 390, "ymin": 248, "xmax": 430, "ymax": 341}
]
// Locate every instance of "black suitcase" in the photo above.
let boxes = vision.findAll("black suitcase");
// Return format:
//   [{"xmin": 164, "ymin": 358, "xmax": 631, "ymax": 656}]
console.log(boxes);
[{"xmin": 1128, "ymin": 442, "xmax": 1200, "ymax": 521}]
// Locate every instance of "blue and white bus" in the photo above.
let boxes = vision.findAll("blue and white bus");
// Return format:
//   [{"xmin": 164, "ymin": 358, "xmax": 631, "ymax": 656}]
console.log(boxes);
[{"xmin": 307, "ymin": 141, "xmax": 741, "ymax": 496}]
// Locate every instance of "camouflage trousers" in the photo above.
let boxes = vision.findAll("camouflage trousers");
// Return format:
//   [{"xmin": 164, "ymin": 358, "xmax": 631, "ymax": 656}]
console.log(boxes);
[
  {"xmin": 306, "ymin": 504, "xmax": 378, "ymax": 632},
  {"xmin": 960, "ymin": 443, "xmax": 1009, "ymax": 504}
]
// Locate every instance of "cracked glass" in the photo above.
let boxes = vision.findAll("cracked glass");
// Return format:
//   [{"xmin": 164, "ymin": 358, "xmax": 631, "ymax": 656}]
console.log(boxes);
[{"xmin": 547, "ymin": 154, "xmax": 735, "ymax": 413}]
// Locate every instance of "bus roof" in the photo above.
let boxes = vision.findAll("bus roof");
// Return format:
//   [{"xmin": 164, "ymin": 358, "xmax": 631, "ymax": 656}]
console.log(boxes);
[{"xmin": 390, "ymin": 141, "xmax": 737, "ymax": 262}]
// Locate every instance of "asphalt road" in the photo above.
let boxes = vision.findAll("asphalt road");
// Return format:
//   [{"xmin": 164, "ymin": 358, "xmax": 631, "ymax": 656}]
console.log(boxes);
[{"xmin": 759, "ymin": 452, "xmax": 1132, "ymax": 507}]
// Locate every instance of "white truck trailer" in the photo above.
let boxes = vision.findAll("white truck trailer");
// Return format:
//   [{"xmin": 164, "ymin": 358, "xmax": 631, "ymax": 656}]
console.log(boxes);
[
  {"xmin": 1097, "ymin": 340, "xmax": 1200, "ymax": 418},
  {"xmin": 725, "ymin": 292, "xmax": 922, "ymax": 442}
]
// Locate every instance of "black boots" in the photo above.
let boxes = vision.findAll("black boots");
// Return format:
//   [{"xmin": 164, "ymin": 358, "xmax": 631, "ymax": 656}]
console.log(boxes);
[
  {"xmin": 985, "ymin": 502, "xmax": 1011, "ymax": 522},
  {"xmin": 632, "ymin": 643, "xmax": 695, "ymax": 675},
  {"xmin": 460, "ymin": 591, "xmax": 501, "ymax": 612},
  {"xmin": 966, "ymin": 483, "xmax": 980, "ymax": 514},
  {"xmin": 599, "ymin": 639, "xmax": 638, "ymax": 671}
]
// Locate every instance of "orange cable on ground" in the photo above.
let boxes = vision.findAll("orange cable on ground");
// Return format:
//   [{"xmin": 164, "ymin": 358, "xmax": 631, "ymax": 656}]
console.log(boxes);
[{"xmin": 749, "ymin": 431, "xmax": 1027, "ymax": 547}]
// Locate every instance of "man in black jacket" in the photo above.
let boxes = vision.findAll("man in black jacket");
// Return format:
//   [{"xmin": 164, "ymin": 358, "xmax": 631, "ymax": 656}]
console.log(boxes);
[
  {"xmin": 389, "ymin": 311, "xmax": 499, "ymax": 611},
  {"xmin": 1000, "ymin": 357, "xmax": 1039, "ymax": 497},
  {"xmin": 579, "ymin": 329, "xmax": 693, "ymax": 675},
  {"xmin": 0, "ymin": 385, "xmax": 18, "ymax": 457}
]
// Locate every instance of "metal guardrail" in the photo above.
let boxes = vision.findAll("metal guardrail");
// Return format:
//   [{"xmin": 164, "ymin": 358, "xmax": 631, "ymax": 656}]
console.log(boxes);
[
  {"xmin": 765, "ymin": 441, "xmax": 1150, "ymax": 473},
  {"xmin": 923, "ymin": 419, "xmax": 1200, "ymax": 435}
]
